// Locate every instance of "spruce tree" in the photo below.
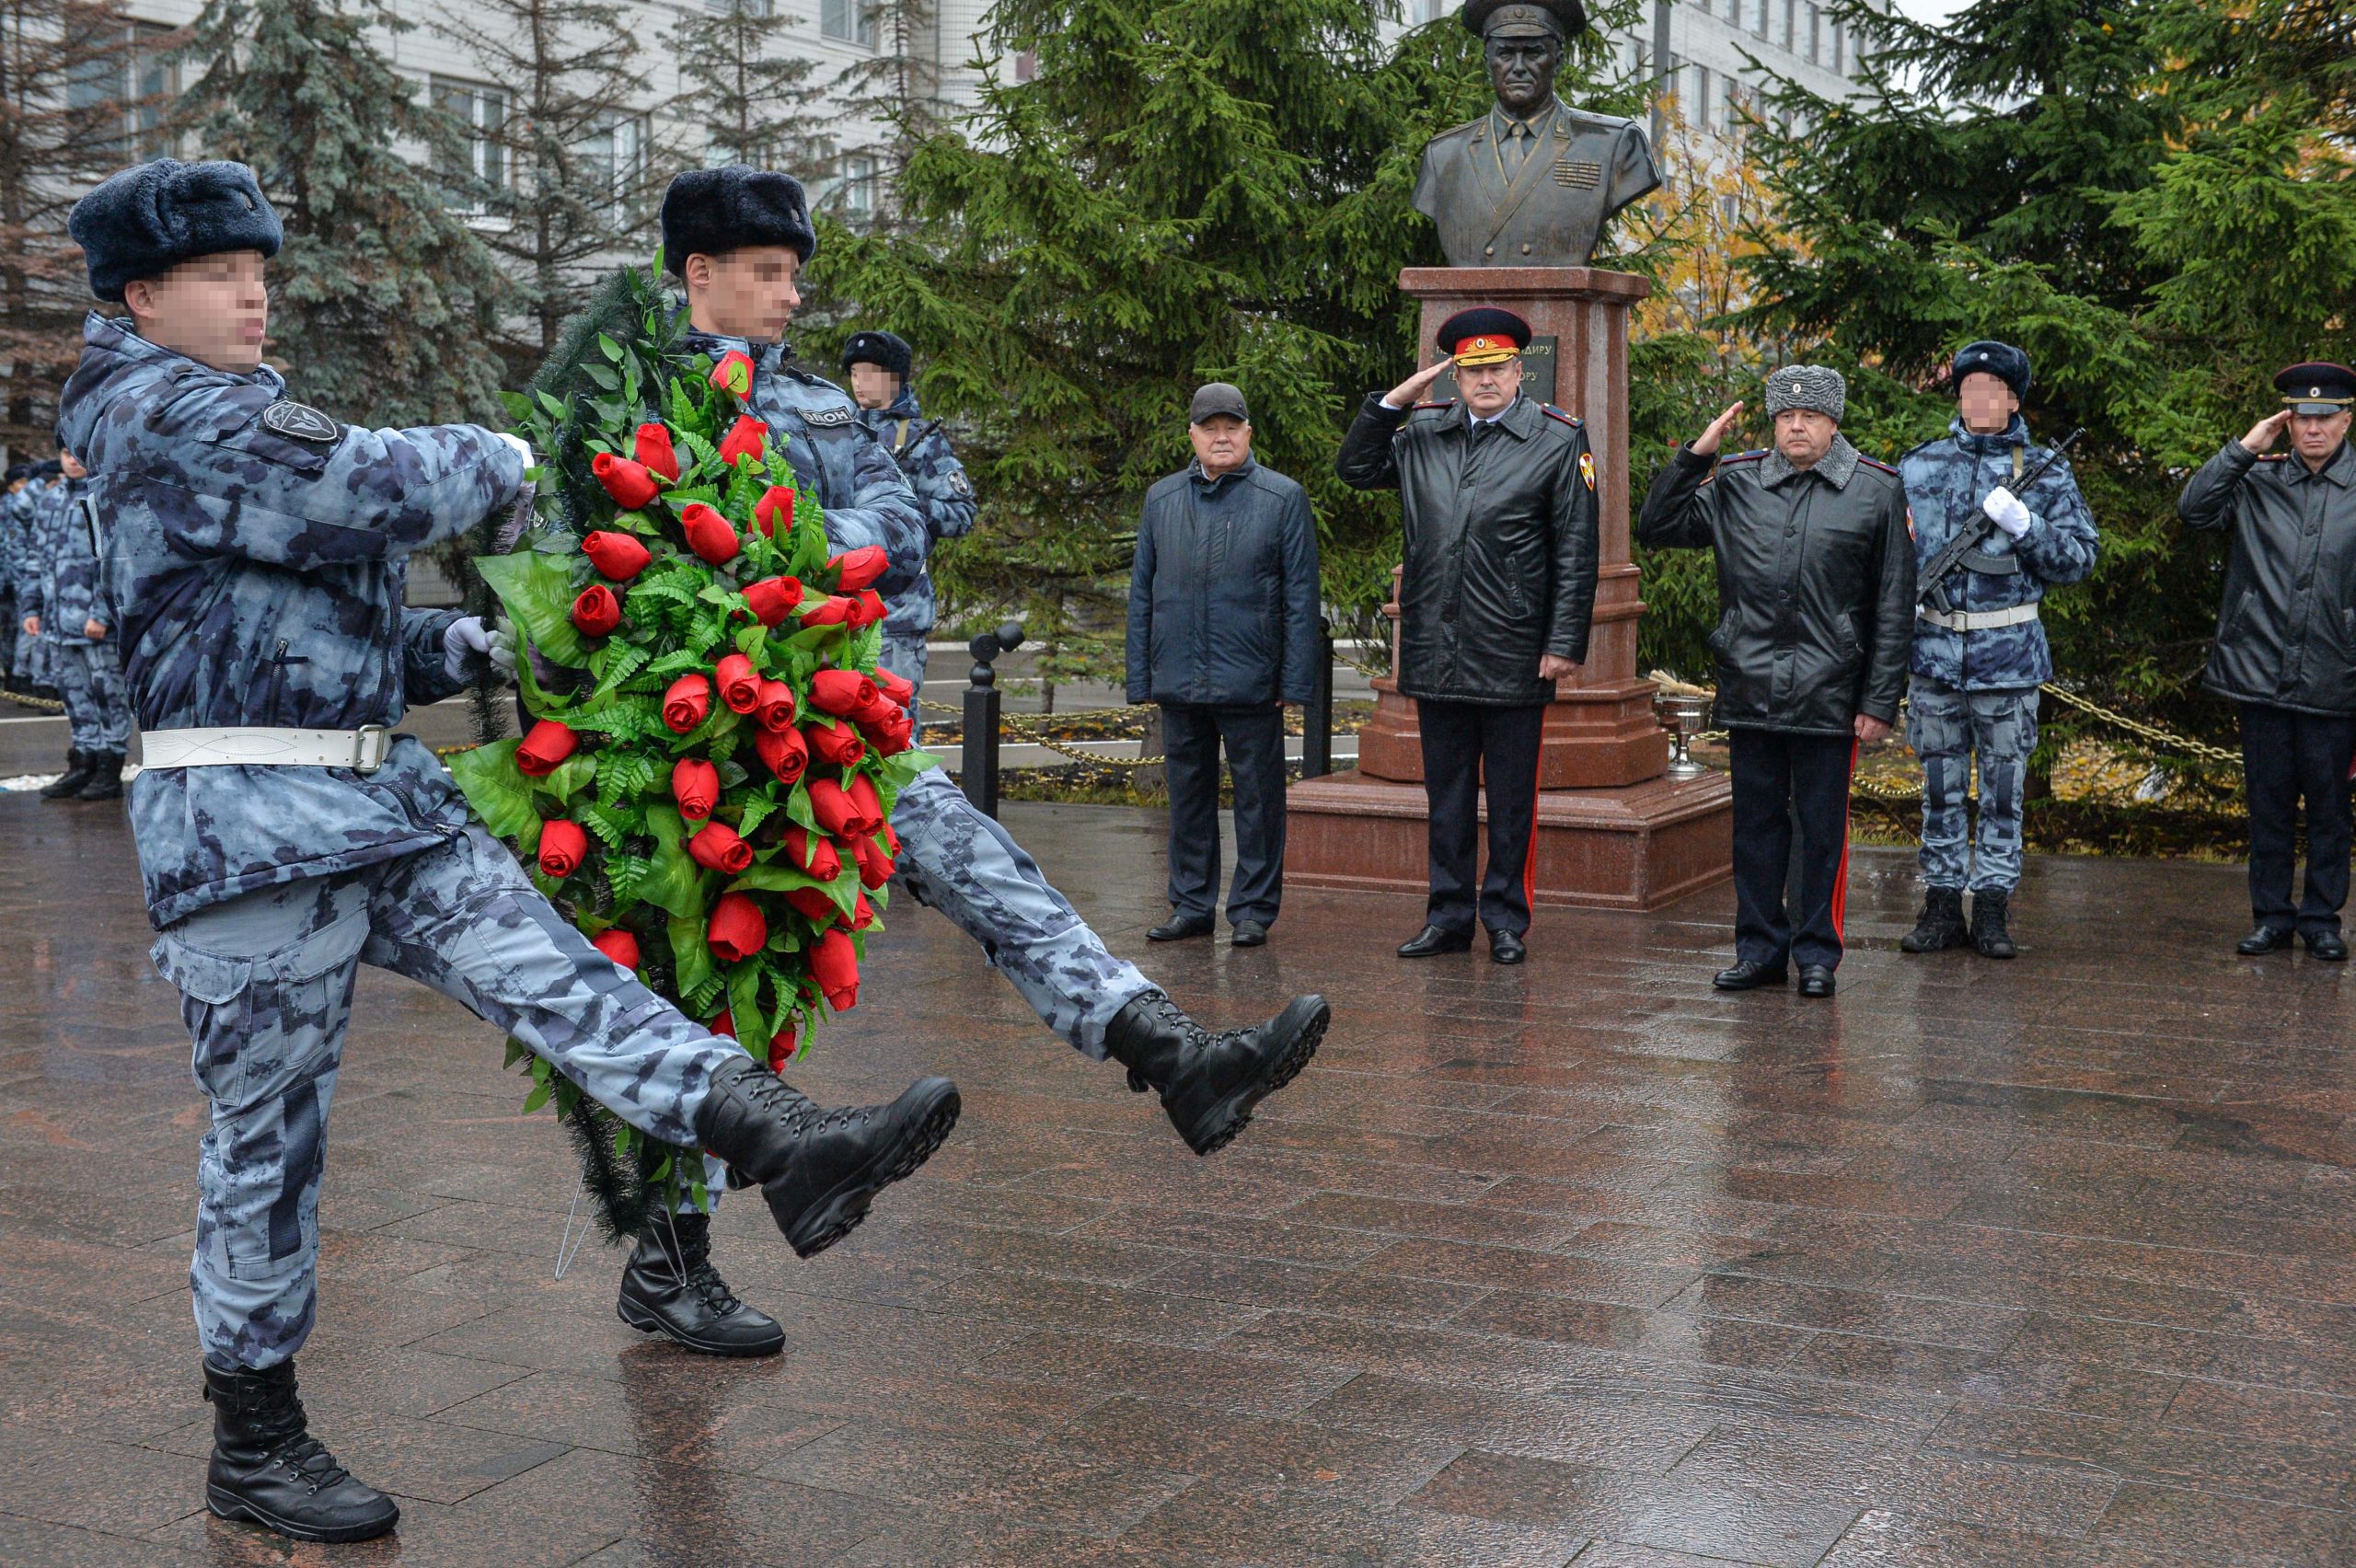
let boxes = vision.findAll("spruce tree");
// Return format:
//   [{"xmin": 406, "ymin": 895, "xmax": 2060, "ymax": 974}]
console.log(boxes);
[
  {"xmin": 174, "ymin": 0, "xmax": 512, "ymax": 426},
  {"xmin": 665, "ymin": 0, "xmax": 831, "ymax": 175}
]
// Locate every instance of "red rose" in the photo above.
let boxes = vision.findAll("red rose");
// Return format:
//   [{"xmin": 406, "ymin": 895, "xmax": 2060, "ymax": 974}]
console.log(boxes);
[
  {"xmin": 756, "ymin": 679, "xmax": 797, "ymax": 732},
  {"xmin": 849, "ymin": 589, "xmax": 888, "ymax": 628},
  {"xmin": 853, "ymin": 835, "xmax": 894, "ymax": 889},
  {"xmin": 874, "ymin": 668, "xmax": 915, "ymax": 709},
  {"xmin": 827, "ymin": 546, "xmax": 890, "ymax": 592},
  {"xmin": 754, "ymin": 725, "xmax": 808, "ymax": 784},
  {"xmin": 845, "ymin": 891, "xmax": 876, "ymax": 931},
  {"xmin": 849, "ymin": 772, "xmax": 886, "ymax": 834},
  {"xmin": 633, "ymin": 422, "xmax": 681, "ymax": 483},
  {"xmin": 808, "ymin": 777, "xmax": 881, "ymax": 838},
  {"xmin": 516, "ymin": 720, "xmax": 578, "ymax": 777},
  {"xmin": 786, "ymin": 885, "xmax": 836, "ymax": 923},
  {"xmin": 707, "ymin": 892, "xmax": 768, "ymax": 963},
  {"xmin": 811, "ymin": 927, "xmax": 860, "ymax": 1011},
  {"xmin": 582, "ymin": 530, "xmax": 653, "ymax": 581},
  {"xmin": 800, "ymin": 594, "xmax": 854, "ymax": 628},
  {"xmin": 671, "ymin": 757, "xmax": 719, "ymax": 820},
  {"xmin": 754, "ymin": 486, "xmax": 795, "ymax": 537},
  {"xmin": 718, "ymin": 414, "xmax": 767, "ymax": 468},
  {"xmin": 710, "ymin": 1009, "xmax": 735, "ymax": 1038},
  {"xmin": 783, "ymin": 825, "xmax": 841, "ymax": 882},
  {"xmin": 768, "ymin": 1023, "xmax": 797, "ymax": 1072},
  {"xmin": 592, "ymin": 452, "xmax": 660, "ymax": 510},
  {"xmin": 710, "ymin": 350, "xmax": 756, "ymax": 398},
  {"xmin": 663, "ymin": 673, "xmax": 712, "ymax": 733},
  {"xmin": 742, "ymin": 575, "xmax": 803, "ymax": 627},
  {"xmin": 678, "ymin": 502, "xmax": 740, "ymax": 565},
  {"xmin": 537, "ymin": 818, "xmax": 588, "ymax": 878},
  {"xmin": 806, "ymin": 721, "xmax": 867, "ymax": 768},
  {"xmin": 867, "ymin": 709, "xmax": 914, "ymax": 756},
  {"xmin": 715, "ymin": 652, "xmax": 761, "ymax": 714},
  {"xmin": 591, "ymin": 928, "xmax": 641, "ymax": 970},
  {"xmin": 571, "ymin": 584, "xmax": 622, "ymax": 637},
  {"xmin": 849, "ymin": 686, "xmax": 901, "ymax": 727},
  {"xmin": 687, "ymin": 821, "xmax": 756, "ymax": 874},
  {"xmin": 881, "ymin": 822, "xmax": 901, "ymax": 855},
  {"xmin": 810, "ymin": 668, "xmax": 878, "ymax": 717}
]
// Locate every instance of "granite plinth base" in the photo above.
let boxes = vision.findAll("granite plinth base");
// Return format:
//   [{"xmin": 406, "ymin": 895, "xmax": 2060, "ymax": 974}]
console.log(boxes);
[{"xmin": 1284, "ymin": 767, "xmax": 1734, "ymax": 912}]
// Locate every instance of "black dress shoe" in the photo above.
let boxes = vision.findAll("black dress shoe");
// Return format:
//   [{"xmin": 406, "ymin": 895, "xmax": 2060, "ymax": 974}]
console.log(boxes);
[
  {"xmin": 1397, "ymin": 924, "xmax": 1473, "ymax": 958},
  {"xmin": 2304, "ymin": 929, "xmax": 2349, "ymax": 962},
  {"xmin": 2237, "ymin": 926, "xmax": 2294, "ymax": 955},
  {"xmin": 1230, "ymin": 921, "xmax": 1268, "ymax": 948},
  {"xmin": 1712, "ymin": 959, "xmax": 1787, "ymax": 991},
  {"xmin": 1488, "ymin": 929, "xmax": 1526, "ymax": 965},
  {"xmin": 1797, "ymin": 964, "xmax": 1837, "ymax": 998},
  {"xmin": 617, "ymin": 1210, "xmax": 786, "ymax": 1356},
  {"xmin": 1149, "ymin": 915, "xmax": 1214, "ymax": 942}
]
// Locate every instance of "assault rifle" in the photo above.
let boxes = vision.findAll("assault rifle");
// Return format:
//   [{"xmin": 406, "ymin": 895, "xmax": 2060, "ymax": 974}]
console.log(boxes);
[{"xmin": 1918, "ymin": 427, "xmax": 2083, "ymax": 615}]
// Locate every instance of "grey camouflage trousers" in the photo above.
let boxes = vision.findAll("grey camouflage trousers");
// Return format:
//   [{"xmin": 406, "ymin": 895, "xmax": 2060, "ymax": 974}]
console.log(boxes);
[
  {"xmin": 155, "ymin": 824, "xmax": 741, "ymax": 1368},
  {"xmin": 52, "ymin": 639, "xmax": 133, "ymax": 751},
  {"xmin": 1907, "ymin": 675, "xmax": 2039, "ymax": 894}
]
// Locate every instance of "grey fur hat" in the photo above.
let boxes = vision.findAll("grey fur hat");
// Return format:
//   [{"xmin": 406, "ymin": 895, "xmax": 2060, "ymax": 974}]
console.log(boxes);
[
  {"xmin": 67, "ymin": 159, "xmax": 283, "ymax": 303},
  {"xmin": 1763, "ymin": 363, "xmax": 1847, "ymax": 422}
]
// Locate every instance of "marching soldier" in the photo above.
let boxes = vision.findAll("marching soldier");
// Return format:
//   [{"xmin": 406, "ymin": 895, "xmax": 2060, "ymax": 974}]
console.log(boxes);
[
  {"xmin": 1638, "ymin": 366, "xmax": 1914, "ymax": 998},
  {"xmin": 1897, "ymin": 341, "xmax": 2098, "ymax": 959},
  {"xmin": 840, "ymin": 328, "xmax": 976, "ymax": 736},
  {"xmin": 2180, "ymin": 360, "xmax": 2356, "ymax": 961}
]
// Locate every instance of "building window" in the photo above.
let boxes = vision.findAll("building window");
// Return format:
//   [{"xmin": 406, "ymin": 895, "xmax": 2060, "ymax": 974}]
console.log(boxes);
[
  {"xmin": 64, "ymin": 19, "xmax": 179, "ymax": 163},
  {"xmin": 1831, "ymin": 19, "xmax": 1846, "ymax": 74},
  {"xmin": 1416, "ymin": 0, "xmax": 1447, "ymax": 21},
  {"xmin": 577, "ymin": 113, "xmax": 647, "ymax": 214},
  {"xmin": 433, "ymin": 78, "xmax": 507, "ymax": 206},
  {"xmin": 821, "ymin": 0, "xmax": 876, "ymax": 47},
  {"xmin": 1750, "ymin": 0, "xmax": 1770, "ymax": 38},
  {"xmin": 1782, "ymin": 0, "xmax": 1796, "ymax": 51},
  {"xmin": 1014, "ymin": 51, "xmax": 1036, "ymax": 82},
  {"xmin": 1806, "ymin": 4, "xmax": 1821, "ymax": 63},
  {"xmin": 822, "ymin": 154, "xmax": 879, "ymax": 220}
]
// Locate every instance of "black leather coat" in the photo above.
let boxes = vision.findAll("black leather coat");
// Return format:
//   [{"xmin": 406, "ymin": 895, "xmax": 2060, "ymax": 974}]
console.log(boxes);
[
  {"xmin": 2179, "ymin": 439, "xmax": 2356, "ymax": 717},
  {"xmin": 1335, "ymin": 393, "xmax": 1598, "ymax": 708},
  {"xmin": 1637, "ymin": 437, "xmax": 1915, "ymax": 736}
]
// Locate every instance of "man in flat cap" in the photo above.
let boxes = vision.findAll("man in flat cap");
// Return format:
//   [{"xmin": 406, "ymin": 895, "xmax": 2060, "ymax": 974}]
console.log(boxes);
[
  {"xmin": 1638, "ymin": 366, "xmax": 1914, "ymax": 997},
  {"xmin": 1338, "ymin": 306, "xmax": 1599, "ymax": 964},
  {"xmin": 1129, "ymin": 383, "xmax": 1322, "ymax": 948},
  {"xmin": 61, "ymin": 156, "xmax": 965, "ymax": 1544},
  {"xmin": 840, "ymin": 327, "xmax": 977, "ymax": 734},
  {"xmin": 1415, "ymin": 0, "xmax": 1660, "ymax": 268},
  {"xmin": 2180, "ymin": 360, "xmax": 2356, "ymax": 961},
  {"xmin": 1895, "ymin": 340, "xmax": 2098, "ymax": 960}
]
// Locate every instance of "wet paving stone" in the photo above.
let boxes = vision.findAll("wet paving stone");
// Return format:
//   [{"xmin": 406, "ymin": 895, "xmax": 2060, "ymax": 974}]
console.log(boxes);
[{"xmin": 7, "ymin": 800, "xmax": 2356, "ymax": 1563}]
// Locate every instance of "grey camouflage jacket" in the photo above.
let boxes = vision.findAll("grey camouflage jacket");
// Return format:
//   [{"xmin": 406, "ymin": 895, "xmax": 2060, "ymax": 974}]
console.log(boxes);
[
  {"xmin": 854, "ymin": 386, "xmax": 977, "ymax": 638},
  {"xmin": 56, "ymin": 312, "xmax": 525, "ymax": 928},
  {"xmin": 0, "ymin": 483, "xmax": 40, "ymax": 606},
  {"xmin": 44, "ymin": 477, "xmax": 117, "ymax": 642},
  {"xmin": 17, "ymin": 481, "xmax": 71, "ymax": 633}
]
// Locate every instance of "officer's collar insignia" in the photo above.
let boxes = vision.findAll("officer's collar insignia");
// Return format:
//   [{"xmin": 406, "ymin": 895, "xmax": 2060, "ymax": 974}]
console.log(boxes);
[
  {"xmin": 802, "ymin": 404, "xmax": 852, "ymax": 427},
  {"xmin": 259, "ymin": 399, "xmax": 339, "ymax": 444}
]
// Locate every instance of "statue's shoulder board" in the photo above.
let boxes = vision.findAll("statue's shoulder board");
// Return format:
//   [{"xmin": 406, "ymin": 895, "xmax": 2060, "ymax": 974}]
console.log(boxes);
[{"xmin": 258, "ymin": 399, "xmax": 340, "ymax": 444}]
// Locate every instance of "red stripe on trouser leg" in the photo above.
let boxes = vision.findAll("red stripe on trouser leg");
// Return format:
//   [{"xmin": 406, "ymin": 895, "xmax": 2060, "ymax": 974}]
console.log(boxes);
[
  {"xmin": 1830, "ymin": 740, "xmax": 1857, "ymax": 945},
  {"xmin": 1522, "ymin": 746, "xmax": 1545, "ymax": 921}
]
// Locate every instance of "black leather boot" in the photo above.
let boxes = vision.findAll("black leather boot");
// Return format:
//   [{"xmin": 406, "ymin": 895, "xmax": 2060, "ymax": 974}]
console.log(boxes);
[
  {"xmin": 1103, "ymin": 992, "xmax": 1328, "ymax": 1156},
  {"xmin": 1900, "ymin": 886, "xmax": 1969, "ymax": 953},
  {"xmin": 617, "ymin": 1208, "xmax": 786, "ymax": 1356},
  {"xmin": 694, "ymin": 1057, "xmax": 959, "ymax": 1259},
  {"xmin": 1970, "ymin": 889, "xmax": 2017, "ymax": 959},
  {"xmin": 76, "ymin": 750, "xmax": 125, "ymax": 800},
  {"xmin": 39, "ymin": 748, "xmax": 91, "ymax": 800},
  {"xmin": 202, "ymin": 1358, "xmax": 398, "ymax": 1543}
]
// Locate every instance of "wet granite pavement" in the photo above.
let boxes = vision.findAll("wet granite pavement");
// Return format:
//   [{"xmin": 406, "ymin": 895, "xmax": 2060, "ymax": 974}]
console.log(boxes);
[{"xmin": 3, "ymin": 790, "xmax": 2353, "ymax": 1565}]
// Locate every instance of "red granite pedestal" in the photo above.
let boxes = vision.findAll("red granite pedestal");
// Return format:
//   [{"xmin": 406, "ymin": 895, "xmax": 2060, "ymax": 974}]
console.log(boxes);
[{"xmin": 1287, "ymin": 265, "xmax": 1733, "ymax": 912}]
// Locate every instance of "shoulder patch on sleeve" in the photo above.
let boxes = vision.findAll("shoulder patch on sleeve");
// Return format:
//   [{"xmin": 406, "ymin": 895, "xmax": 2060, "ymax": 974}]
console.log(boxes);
[
  {"xmin": 1542, "ymin": 404, "xmax": 1583, "ymax": 428},
  {"xmin": 947, "ymin": 467, "xmax": 974, "ymax": 499},
  {"xmin": 258, "ymin": 399, "xmax": 341, "ymax": 444}
]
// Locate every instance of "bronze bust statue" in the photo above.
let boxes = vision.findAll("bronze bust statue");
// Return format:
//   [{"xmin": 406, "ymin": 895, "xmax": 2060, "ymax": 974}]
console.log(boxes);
[{"xmin": 1413, "ymin": 0, "xmax": 1661, "ymax": 268}]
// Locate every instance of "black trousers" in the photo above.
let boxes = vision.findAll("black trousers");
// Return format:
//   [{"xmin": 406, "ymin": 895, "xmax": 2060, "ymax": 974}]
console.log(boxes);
[
  {"xmin": 1729, "ymin": 728, "xmax": 1856, "ymax": 971},
  {"xmin": 1417, "ymin": 698, "xmax": 1546, "ymax": 936},
  {"xmin": 2239, "ymin": 702, "xmax": 2356, "ymax": 935},
  {"xmin": 1161, "ymin": 702, "xmax": 1287, "ymax": 928}
]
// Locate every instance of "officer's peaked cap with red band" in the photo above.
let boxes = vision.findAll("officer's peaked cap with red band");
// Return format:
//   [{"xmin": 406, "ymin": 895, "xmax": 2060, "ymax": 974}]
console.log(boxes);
[{"xmin": 1438, "ymin": 306, "xmax": 1531, "ymax": 367}]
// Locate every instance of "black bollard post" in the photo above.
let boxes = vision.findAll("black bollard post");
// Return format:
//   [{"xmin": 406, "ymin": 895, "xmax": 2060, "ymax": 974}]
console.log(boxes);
[
  {"xmin": 1302, "ymin": 633, "xmax": 1334, "ymax": 779},
  {"xmin": 962, "ymin": 619, "xmax": 1024, "ymax": 818}
]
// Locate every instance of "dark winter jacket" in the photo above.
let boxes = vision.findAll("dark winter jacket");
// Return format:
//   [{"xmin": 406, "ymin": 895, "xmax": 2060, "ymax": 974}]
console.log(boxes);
[
  {"xmin": 1637, "ymin": 435, "xmax": 1915, "ymax": 737},
  {"xmin": 1127, "ymin": 457, "xmax": 1322, "ymax": 708},
  {"xmin": 2180, "ymin": 437, "xmax": 2356, "ymax": 717}
]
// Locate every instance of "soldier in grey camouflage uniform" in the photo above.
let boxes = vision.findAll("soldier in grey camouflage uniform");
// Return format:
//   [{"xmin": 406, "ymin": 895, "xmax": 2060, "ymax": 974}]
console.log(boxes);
[
  {"xmin": 7, "ymin": 461, "xmax": 58, "ymax": 692},
  {"xmin": 1897, "ymin": 341, "xmax": 2098, "ymax": 960},
  {"xmin": 34, "ymin": 448, "xmax": 136, "ymax": 799},
  {"xmin": 0, "ymin": 464, "xmax": 26, "ymax": 693},
  {"xmin": 841, "ymin": 328, "xmax": 978, "ymax": 734},
  {"xmin": 622, "ymin": 167, "xmax": 1328, "ymax": 1359},
  {"xmin": 62, "ymin": 156, "xmax": 961, "ymax": 1546}
]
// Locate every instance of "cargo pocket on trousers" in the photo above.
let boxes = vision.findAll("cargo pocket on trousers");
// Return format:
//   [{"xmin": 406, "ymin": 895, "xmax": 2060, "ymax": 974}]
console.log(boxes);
[{"xmin": 156, "ymin": 910, "xmax": 369, "ymax": 1111}]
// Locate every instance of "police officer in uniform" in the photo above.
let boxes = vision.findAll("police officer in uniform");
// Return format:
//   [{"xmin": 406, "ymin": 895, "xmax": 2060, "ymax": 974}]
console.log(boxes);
[
  {"xmin": 1897, "ymin": 341, "xmax": 2098, "ymax": 959},
  {"xmin": 1638, "ymin": 366, "xmax": 1914, "ymax": 997},
  {"xmin": 2180, "ymin": 361, "xmax": 2356, "ymax": 961},
  {"xmin": 1336, "ymin": 306, "xmax": 1600, "ymax": 964},
  {"xmin": 839, "ymin": 327, "xmax": 977, "ymax": 735},
  {"xmin": 63, "ymin": 157, "xmax": 962, "ymax": 1543}
]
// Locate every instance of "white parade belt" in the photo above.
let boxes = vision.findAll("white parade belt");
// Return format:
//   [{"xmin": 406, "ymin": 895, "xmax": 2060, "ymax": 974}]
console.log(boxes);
[
  {"xmin": 139, "ymin": 725, "xmax": 392, "ymax": 773},
  {"xmin": 1917, "ymin": 604, "xmax": 2039, "ymax": 633}
]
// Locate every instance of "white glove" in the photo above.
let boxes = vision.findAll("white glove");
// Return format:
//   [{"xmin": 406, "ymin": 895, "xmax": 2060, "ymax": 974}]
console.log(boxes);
[
  {"xmin": 497, "ymin": 432, "xmax": 534, "ymax": 467},
  {"xmin": 444, "ymin": 615, "xmax": 517, "ymax": 684},
  {"xmin": 1982, "ymin": 485, "xmax": 2033, "ymax": 538}
]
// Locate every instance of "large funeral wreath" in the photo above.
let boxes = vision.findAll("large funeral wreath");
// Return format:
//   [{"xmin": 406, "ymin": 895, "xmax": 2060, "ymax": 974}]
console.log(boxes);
[{"xmin": 449, "ymin": 265, "xmax": 930, "ymax": 1235}]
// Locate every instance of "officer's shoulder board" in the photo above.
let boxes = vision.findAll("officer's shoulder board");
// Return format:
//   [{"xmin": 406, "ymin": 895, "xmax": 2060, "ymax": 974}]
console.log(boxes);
[
  {"xmin": 1719, "ymin": 448, "xmax": 1769, "ymax": 464},
  {"xmin": 1856, "ymin": 455, "xmax": 1900, "ymax": 475},
  {"xmin": 2258, "ymin": 452, "xmax": 2290, "ymax": 462},
  {"xmin": 258, "ymin": 398, "xmax": 340, "ymax": 444},
  {"xmin": 1540, "ymin": 403, "xmax": 1583, "ymax": 429},
  {"xmin": 1411, "ymin": 398, "xmax": 1457, "ymax": 411}
]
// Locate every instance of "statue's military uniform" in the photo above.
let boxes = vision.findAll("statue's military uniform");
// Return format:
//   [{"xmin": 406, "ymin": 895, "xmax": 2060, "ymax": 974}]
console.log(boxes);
[
  {"xmin": 40, "ymin": 472, "xmax": 138, "ymax": 770},
  {"xmin": 854, "ymin": 381, "xmax": 976, "ymax": 729},
  {"xmin": 1900, "ymin": 413, "xmax": 2096, "ymax": 898},
  {"xmin": 1414, "ymin": 98, "xmax": 1659, "ymax": 267}
]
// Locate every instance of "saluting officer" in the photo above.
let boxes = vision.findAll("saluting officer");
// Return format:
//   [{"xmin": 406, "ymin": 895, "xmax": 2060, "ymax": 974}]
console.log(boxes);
[
  {"xmin": 1638, "ymin": 366, "xmax": 1914, "ymax": 998},
  {"xmin": 1336, "ymin": 306, "xmax": 1600, "ymax": 965},
  {"xmin": 2180, "ymin": 361, "xmax": 2356, "ymax": 962},
  {"xmin": 1897, "ymin": 341, "xmax": 2098, "ymax": 960}
]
